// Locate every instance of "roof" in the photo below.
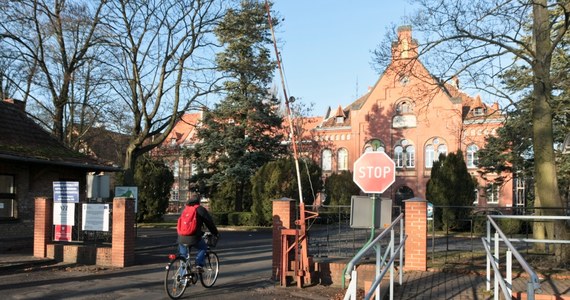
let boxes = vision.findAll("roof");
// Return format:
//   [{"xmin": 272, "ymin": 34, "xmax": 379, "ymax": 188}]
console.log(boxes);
[
  {"xmin": 164, "ymin": 112, "xmax": 202, "ymax": 147},
  {"xmin": 0, "ymin": 99, "xmax": 120, "ymax": 171}
]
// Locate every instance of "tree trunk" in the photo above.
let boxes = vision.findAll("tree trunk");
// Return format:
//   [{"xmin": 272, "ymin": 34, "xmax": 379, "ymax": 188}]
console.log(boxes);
[
  {"xmin": 122, "ymin": 145, "xmax": 139, "ymax": 186},
  {"xmin": 532, "ymin": 0, "xmax": 569, "ymax": 263}
]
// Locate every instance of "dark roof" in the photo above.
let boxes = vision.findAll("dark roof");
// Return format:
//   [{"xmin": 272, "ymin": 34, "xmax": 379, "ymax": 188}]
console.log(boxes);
[{"xmin": 0, "ymin": 100, "xmax": 120, "ymax": 172}]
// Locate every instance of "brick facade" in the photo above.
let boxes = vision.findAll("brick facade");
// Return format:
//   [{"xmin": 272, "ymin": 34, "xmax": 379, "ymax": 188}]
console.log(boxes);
[
  {"xmin": 111, "ymin": 197, "xmax": 135, "ymax": 267},
  {"xmin": 271, "ymin": 198, "xmax": 296, "ymax": 280},
  {"xmin": 404, "ymin": 198, "xmax": 427, "ymax": 271}
]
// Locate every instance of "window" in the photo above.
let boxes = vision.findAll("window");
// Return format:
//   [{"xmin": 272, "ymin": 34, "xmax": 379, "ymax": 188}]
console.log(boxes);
[
  {"xmin": 336, "ymin": 116, "xmax": 344, "ymax": 124},
  {"xmin": 473, "ymin": 189, "xmax": 479, "ymax": 205},
  {"xmin": 467, "ymin": 144, "xmax": 479, "ymax": 168},
  {"xmin": 473, "ymin": 107, "xmax": 486, "ymax": 116},
  {"xmin": 394, "ymin": 146, "xmax": 404, "ymax": 168},
  {"xmin": 322, "ymin": 149, "xmax": 332, "ymax": 171},
  {"xmin": 437, "ymin": 144, "xmax": 448, "ymax": 158},
  {"xmin": 405, "ymin": 145, "xmax": 415, "ymax": 168},
  {"xmin": 173, "ymin": 161, "xmax": 180, "ymax": 177},
  {"xmin": 0, "ymin": 175, "xmax": 16, "ymax": 219},
  {"xmin": 425, "ymin": 138, "xmax": 447, "ymax": 168},
  {"xmin": 396, "ymin": 101, "xmax": 413, "ymax": 114},
  {"xmin": 364, "ymin": 139, "xmax": 385, "ymax": 153},
  {"xmin": 337, "ymin": 148, "xmax": 348, "ymax": 171},
  {"xmin": 425, "ymin": 145, "xmax": 435, "ymax": 168},
  {"xmin": 486, "ymin": 184, "xmax": 499, "ymax": 203}
]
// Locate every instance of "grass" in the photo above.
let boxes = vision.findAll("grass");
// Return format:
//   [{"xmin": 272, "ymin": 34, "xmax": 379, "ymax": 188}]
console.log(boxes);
[{"xmin": 429, "ymin": 248, "xmax": 570, "ymax": 279}]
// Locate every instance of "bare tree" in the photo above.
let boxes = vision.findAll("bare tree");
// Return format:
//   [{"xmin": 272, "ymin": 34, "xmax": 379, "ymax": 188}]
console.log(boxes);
[
  {"xmin": 0, "ymin": 0, "xmax": 108, "ymax": 143},
  {"xmin": 373, "ymin": 0, "xmax": 569, "ymax": 262},
  {"xmin": 101, "ymin": 0, "xmax": 225, "ymax": 185}
]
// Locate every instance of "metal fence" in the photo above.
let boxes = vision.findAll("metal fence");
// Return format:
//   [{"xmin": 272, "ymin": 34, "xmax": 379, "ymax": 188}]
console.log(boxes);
[
  {"xmin": 304, "ymin": 204, "xmax": 569, "ymax": 266},
  {"xmin": 305, "ymin": 205, "xmax": 403, "ymax": 260}
]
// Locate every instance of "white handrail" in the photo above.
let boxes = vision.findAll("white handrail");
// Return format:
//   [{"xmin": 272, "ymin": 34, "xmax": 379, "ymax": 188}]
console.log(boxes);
[
  {"xmin": 484, "ymin": 215, "xmax": 552, "ymax": 300},
  {"xmin": 344, "ymin": 213, "xmax": 406, "ymax": 300}
]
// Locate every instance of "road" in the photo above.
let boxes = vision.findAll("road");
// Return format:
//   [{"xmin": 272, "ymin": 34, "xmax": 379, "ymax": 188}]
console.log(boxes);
[{"xmin": 0, "ymin": 229, "xmax": 337, "ymax": 300}]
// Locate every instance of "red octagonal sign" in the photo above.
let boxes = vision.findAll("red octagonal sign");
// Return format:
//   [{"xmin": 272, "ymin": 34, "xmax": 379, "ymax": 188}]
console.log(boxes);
[{"xmin": 353, "ymin": 152, "xmax": 396, "ymax": 194}]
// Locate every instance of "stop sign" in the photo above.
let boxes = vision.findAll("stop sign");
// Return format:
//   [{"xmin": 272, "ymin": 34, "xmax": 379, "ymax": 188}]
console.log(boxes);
[{"xmin": 353, "ymin": 152, "xmax": 396, "ymax": 194}]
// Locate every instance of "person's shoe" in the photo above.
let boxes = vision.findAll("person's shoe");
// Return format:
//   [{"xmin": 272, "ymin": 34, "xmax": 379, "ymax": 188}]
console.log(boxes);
[{"xmin": 196, "ymin": 265, "xmax": 204, "ymax": 273}]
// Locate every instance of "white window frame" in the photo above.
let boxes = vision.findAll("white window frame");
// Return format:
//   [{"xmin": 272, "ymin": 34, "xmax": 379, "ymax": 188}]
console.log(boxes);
[
  {"xmin": 486, "ymin": 184, "xmax": 500, "ymax": 204},
  {"xmin": 322, "ymin": 149, "xmax": 332, "ymax": 171},
  {"xmin": 425, "ymin": 144, "xmax": 435, "ymax": 168},
  {"xmin": 337, "ymin": 148, "xmax": 349, "ymax": 171},
  {"xmin": 394, "ymin": 146, "xmax": 404, "ymax": 168},
  {"xmin": 0, "ymin": 175, "xmax": 16, "ymax": 219},
  {"xmin": 467, "ymin": 144, "xmax": 479, "ymax": 168},
  {"xmin": 405, "ymin": 145, "xmax": 415, "ymax": 168}
]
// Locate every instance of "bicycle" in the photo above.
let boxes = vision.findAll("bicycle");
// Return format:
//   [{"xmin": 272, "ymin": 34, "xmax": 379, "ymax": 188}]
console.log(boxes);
[{"xmin": 164, "ymin": 232, "xmax": 220, "ymax": 299}]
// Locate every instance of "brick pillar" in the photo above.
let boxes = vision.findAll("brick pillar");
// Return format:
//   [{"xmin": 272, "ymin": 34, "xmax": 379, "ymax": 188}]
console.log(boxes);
[
  {"xmin": 404, "ymin": 198, "xmax": 427, "ymax": 271},
  {"xmin": 272, "ymin": 197, "xmax": 296, "ymax": 280},
  {"xmin": 112, "ymin": 197, "xmax": 135, "ymax": 267},
  {"xmin": 34, "ymin": 197, "xmax": 53, "ymax": 258}
]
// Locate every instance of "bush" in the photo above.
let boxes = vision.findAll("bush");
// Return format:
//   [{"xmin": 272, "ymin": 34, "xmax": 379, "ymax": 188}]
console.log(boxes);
[
  {"xmin": 211, "ymin": 212, "xmax": 228, "ymax": 226},
  {"xmin": 498, "ymin": 218, "xmax": 522, "ymax": 235},
  {"xmin": 227, "ymin": 212, "xmax": 254, "ymax": 226}
]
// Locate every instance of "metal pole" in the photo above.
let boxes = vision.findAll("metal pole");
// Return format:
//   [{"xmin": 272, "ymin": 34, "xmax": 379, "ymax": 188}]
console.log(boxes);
[{"xmin": 265, "ymin": 0, "xmax": 303, "ymax": 204}]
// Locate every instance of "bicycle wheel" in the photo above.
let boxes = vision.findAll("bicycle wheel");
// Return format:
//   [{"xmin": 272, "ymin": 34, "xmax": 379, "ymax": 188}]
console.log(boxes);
[
  {"xmin": 165, "ymin": 256, "xmax": 188, "ymax": 299},
  {"xmin": 199, "ymin": 251, "xmax": 219, "ymax": 288}
]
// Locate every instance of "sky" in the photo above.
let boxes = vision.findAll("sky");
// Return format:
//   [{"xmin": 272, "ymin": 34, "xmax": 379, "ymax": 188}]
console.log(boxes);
[{"xmin": 270, "ymin": 1, "xmax": 411, "ymax": 116}]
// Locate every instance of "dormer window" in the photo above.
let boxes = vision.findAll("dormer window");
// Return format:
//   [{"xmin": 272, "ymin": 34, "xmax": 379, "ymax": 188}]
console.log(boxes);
[
  {"xmin": 473, "ymin": 107, "xmax": 485, "ymax": 116},
  {"xmin": 336, "ymin": 116, "xmax": 344, "ymax": 124}
]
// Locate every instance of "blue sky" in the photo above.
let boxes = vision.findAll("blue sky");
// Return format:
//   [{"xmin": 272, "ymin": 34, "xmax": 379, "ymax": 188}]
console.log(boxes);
[{"xmin": 271, "ymin": 1, "xmax": 411, "ymax": 116}]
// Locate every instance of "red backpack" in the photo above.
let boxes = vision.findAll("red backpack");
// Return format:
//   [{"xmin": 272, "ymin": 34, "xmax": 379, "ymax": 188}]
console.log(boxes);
[{"xmin": 177, "ymin": 204, "xmax": 199, "ymax": 236}]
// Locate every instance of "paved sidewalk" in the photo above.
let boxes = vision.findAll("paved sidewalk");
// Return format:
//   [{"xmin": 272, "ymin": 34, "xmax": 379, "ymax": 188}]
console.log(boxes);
[
  {"xmin": 390, "ymin": 270, "xmax": 570, "ymax": 300},
  {"xmin": 2, "ymin": 232, "xmax": 569, "ymax": 300}
]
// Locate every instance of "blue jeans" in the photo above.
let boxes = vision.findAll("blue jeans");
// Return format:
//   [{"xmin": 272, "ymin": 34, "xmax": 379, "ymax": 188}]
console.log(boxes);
[{"xmin": 179, "ymin": 239, "xmax": 207, "ymax": 267}]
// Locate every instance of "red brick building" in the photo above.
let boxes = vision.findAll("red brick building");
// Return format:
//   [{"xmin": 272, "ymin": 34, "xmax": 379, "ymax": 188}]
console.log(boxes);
[
  {"xmin": 156, "ymin": 26, "xmax": 517, "ymax": 211},
  {"xmin": 310, "ymin": 26, "xmax": 513, "ymax": 208}
]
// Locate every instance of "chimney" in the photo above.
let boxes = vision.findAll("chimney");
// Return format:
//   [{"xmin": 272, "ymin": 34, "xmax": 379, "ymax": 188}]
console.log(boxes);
[
  {"xmin": 3, "ymin": 98, "xmax": 26, "ymax": 112},
  {"xmin": 392, "ymin": 25, "xmax": 418, "ymax": 60},
  {"xmin": 452, "ymin": 76, "xmax": 459, "ymax": 89}
]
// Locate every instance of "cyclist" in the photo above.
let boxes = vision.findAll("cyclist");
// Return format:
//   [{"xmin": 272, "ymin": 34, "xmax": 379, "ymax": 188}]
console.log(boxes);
[{"xmin": 177, "ymin": 192, "xmax": 219, "ymax": 271}]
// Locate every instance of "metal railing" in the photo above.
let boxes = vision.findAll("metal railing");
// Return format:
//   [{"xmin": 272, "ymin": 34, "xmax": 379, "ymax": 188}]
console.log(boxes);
[
  {"xmin": 483, "ymin": 215, "xmax": 570, "ymax": 300},
  {"xmin": 343, "ymin": 213, "xmax": 406, "ymax": 300}
]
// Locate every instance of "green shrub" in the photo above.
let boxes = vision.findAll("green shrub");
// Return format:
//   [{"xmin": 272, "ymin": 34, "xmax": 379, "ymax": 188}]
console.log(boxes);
[
  {"xmin": 228, "ymin": 212, "xmax": 254, "ymax": 226},
  {"xmin": 498, "ymin": 218, "xmax": 522, "ymax": 235},
  {"xmin": 211, "ymin": 212, "xmax": 228, "ymax": 226}
]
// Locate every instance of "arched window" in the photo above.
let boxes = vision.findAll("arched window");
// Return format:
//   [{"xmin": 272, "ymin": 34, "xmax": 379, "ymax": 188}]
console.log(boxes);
[
  {"xmin": 364, "ymin": 139, "xmax": 385, "ymax": 153},
  {"xmin": 394, "ymin": 146, "xmax": 404, "ymax": 168},
  {"xmin": 396, "ymin": 100, "xmax": 413, "ymax": 114},
  {"xmin": 322, "ymin": 149, "xmax": 332, "ymax": 171},
  {"xmin": 425, "ymin": 144, "xmax": 435, "ymax": 168},
  {"xmin": 337, "ymin": 148, "xmax": 348, "ymax": 171},
  {"xmin": 467, "ymin": 144, "xmax": 479, "ymax": 168},
  {"xmin": 426, "ymin": 138, "xmax": 448, "ymax": 168},
  {"xmin": 405, "ymin": 145, "xmax": 415, "ymax": 168},
  {"xmin": 437, "ymin": 144, "xmax": 448, "ymax": 158}
]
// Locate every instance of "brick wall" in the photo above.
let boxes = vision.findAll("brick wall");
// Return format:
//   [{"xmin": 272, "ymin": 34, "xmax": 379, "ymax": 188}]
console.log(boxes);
[
  {"xmin": 316, "ymin": 261, "xmax": 376, "ymax": 289},
  {"xmin": 272, "ymin": 198, "xmax": 295, "ymax": 280},
  {"xmin": 111, "ymin": 197, "xmax": 135, "ymax": 267},
  {"xmin": 34, "ymin": 197, "xmax": 52, "ymax": 257},
  {"xmin": 404, "ymin": 199, "xmax": 427, "ymax": 271}
]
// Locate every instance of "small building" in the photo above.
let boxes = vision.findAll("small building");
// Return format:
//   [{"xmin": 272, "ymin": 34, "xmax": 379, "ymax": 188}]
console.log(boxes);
[{"xmin": 0, "ymin": 99, "xmax": 120, "ymax": 251}]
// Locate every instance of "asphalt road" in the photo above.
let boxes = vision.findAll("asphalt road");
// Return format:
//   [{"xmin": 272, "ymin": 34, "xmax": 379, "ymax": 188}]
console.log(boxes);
[{"xmin": 0, "ymin": 228, "xmax": 341, "ymax": 300}]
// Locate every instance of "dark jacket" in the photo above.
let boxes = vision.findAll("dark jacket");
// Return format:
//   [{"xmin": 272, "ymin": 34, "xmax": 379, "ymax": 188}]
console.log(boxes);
[{"xmin": 177, "ymin": 201, "xmax": 218, "ymax": 246}]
